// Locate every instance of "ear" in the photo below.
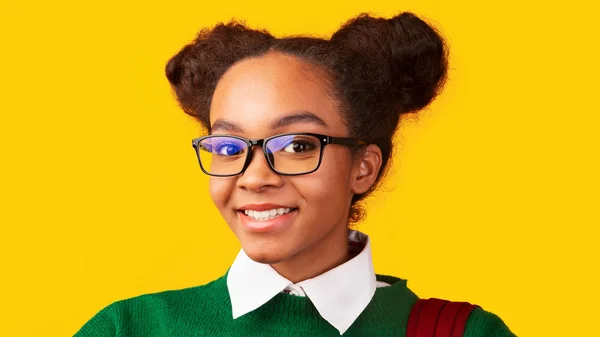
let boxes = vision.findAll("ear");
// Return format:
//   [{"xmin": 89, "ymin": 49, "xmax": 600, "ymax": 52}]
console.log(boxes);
[{"xmin": 351, "ymin": 144, "xmax": 383, "ymax": 195}]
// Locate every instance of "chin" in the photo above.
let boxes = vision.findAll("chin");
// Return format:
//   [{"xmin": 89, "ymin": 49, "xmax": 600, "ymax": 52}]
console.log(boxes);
[{"xmin": 242, "ymin": 244, "xmax": 289, "ymax": 265}]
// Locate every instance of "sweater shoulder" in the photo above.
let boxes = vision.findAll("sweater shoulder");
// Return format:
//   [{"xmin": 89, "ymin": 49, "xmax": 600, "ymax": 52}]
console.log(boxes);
[
  {"xmin": 118, "ymin": 274, "xmax": 226, "ymax": 307},
  {"xmin": 110, "ymin": 274, "xmax": 228, "ymax": 314},
  {"xmin": 73, "ymin": 275, "xmax": 228, "ymax": 337},
  {"xmin": 464, "ymin": 306, "xmax": 516, "ymax": 337}
]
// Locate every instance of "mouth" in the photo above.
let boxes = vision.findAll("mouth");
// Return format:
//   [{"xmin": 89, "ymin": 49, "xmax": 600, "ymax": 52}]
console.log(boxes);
[
  {"xmin": 239, "ymin": 207, "xmax": 298, "ymax": 221},
  {"xmin": 236, "ymin": 204, "xmax": 299, "ymax": 232}
]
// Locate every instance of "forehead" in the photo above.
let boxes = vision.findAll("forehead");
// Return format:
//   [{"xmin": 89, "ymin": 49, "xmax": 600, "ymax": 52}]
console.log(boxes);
[{"xmin": 209, "ymin": 52, "xmax": 346, "ymax": 136}]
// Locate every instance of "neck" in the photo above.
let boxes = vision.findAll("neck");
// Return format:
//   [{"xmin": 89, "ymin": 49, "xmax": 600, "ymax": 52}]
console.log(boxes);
[{"xmin": 271, "ymin": 224, "xmax": 349, "ymax": 283}]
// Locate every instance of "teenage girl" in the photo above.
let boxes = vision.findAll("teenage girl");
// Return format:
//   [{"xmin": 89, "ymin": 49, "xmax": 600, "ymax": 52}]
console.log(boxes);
[{"xmin": 75, "ymin": 12, "xmax": 515, "ymax": 337}]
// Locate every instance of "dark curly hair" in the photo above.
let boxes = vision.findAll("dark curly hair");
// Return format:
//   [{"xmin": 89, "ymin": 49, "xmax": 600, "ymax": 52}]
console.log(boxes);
[{"xmin": 165, "ymin": 12, "xmax": 448, "ymax": 223}]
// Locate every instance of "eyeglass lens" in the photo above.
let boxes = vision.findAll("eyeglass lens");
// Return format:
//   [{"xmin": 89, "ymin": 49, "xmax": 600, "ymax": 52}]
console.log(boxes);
[{"xmin": 198, "ymin": 134, "xmax": 322, "ymax": 175}]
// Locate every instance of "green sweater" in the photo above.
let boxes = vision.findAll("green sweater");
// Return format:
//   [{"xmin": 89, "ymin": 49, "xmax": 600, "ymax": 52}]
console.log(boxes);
[{"xmin": 74, "ymin": 273, "xmax": 515, "ymax": 336}]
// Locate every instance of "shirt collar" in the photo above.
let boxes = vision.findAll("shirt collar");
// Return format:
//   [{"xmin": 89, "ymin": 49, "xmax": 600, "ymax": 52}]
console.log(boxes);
[{"xmin": 226, "ymin": 230, "xmax": 377, "ymax": 335}]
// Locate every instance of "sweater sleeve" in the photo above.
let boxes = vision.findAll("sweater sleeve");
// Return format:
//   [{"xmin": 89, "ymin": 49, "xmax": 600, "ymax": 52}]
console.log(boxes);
[
  {"xmin": 463, "ymin": 307, "xmax": 517, "ymax": 337},
  {"xmin": 73, "ymin": 303, "xmax": 117, "ymax": 337}
]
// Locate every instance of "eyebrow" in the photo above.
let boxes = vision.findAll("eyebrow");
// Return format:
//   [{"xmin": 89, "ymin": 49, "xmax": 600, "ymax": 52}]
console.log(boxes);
[
  {"xmin": 211, "ymin": 119, "xmax": 243, "ymax": 133},
  {"xmin": 211, "ymin": 111, "xmax": 328, "ymax": 133},
  {"xmin": 270, "ymin": 111, "xmax": 328, "ymax": 129}
]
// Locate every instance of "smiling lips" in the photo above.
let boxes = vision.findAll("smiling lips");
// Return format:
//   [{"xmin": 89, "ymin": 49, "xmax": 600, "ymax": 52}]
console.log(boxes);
[
  {"xmin": 244, "ymin": 208, "xmax": 293, "ymax": 220},
  {"xmin": 237, "ymin": 203, "xmax": 298, "ymax": 232}
]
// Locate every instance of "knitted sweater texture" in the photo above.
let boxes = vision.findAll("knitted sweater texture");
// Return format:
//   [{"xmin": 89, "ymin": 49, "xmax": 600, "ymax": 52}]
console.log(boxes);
[{"xmin": 74, "ymin": 273, "xmax": 515, "ymax": 336}]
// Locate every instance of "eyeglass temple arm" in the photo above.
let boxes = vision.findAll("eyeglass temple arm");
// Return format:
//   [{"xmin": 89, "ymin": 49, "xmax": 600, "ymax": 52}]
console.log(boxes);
[{"xmin": 329, "ymin": 137, "xmax": 368, "ymax": 147}]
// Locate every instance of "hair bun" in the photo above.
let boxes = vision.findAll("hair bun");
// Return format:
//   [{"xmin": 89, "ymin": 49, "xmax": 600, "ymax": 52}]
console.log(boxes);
[
  {"xmin": 165, "ymin": 22, "xmax": 274, "ymax": 127},
  {"xmin": 331, "ymin": 12, "xmax": 448, "ymax": 114}
]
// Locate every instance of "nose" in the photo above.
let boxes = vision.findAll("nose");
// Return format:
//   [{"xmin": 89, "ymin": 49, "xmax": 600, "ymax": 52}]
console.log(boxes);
[{"xmin": 236, "ymin": 147, "xmax": 283, "ymax": 192}]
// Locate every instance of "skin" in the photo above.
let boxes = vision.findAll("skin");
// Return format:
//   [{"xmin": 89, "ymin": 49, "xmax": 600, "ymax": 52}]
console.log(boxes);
[{"xmin": 209, "ymin": 51, "xmax": 382, "ymax": 283}]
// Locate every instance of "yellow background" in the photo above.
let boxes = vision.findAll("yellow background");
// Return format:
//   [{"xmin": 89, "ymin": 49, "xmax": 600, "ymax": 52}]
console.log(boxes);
[{"xmin": 1, "ymin": 1, "xmax": 599, "ymax": 336}]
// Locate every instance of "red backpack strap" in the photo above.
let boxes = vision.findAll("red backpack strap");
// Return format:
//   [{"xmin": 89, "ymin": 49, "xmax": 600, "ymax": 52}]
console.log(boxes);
[{"xmin": 407, "ymin": 298, "xmax": 480, "ymax": 337}]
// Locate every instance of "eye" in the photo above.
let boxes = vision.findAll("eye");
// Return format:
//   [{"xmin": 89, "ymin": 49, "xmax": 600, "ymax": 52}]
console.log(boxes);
[
  {"xmin": 214, "ymin": 142, "xmax": 244, "ymax": 156},
  {"xmin": 282, "ymin": 139, "xmax": 315, "ymax": 153}
]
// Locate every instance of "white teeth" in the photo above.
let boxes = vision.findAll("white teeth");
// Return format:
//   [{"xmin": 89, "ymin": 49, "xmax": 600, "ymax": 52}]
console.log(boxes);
[{"xmin": 243, "ymin": 208, "xmax": 292, "ymax": 221}]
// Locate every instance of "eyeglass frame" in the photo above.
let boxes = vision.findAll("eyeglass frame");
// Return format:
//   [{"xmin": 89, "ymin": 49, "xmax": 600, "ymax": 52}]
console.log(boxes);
[{"xmin": 191, "ymin": 132, "xmax": 368, "ymax": 177}]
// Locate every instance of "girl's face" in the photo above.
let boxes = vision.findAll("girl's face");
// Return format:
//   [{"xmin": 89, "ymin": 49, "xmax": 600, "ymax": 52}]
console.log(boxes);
[{"xmin": 208, "ymin": 52, "xmax": 379, "ymax": 268}]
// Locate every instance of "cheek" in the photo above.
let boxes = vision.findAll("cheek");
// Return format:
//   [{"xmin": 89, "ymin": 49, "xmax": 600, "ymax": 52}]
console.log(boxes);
[
  {"xmin": 209, "ymin": 177, "xmax": 234, "ymax": 210},
  {"xmin": 296, "ymin": 150, "xmax": 353, "ymax": 212}
]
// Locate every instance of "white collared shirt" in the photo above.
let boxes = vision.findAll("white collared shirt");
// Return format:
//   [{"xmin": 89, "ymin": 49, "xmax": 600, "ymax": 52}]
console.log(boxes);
[{"xmin": 226, "ymin": 230, "xmax": 389, "ymax": 335}]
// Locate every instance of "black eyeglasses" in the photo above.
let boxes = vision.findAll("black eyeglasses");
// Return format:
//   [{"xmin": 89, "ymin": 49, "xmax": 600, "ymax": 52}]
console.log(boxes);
[{"xmin": 191, "ymin": 132, "xmax": 367, "ymax": 177}]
